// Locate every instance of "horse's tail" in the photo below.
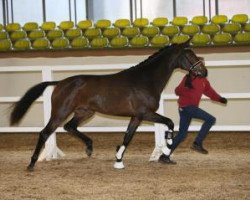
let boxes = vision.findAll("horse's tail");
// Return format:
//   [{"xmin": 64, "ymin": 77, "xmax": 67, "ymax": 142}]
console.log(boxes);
[{"xmin": 10, "ymin": 81, "xmax": 58, "ymax": 126}]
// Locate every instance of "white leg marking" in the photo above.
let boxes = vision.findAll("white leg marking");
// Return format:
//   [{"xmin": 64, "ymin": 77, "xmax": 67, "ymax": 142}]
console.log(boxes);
[
  {"xmin": 114, "ymin": 145, "xmax": 126, "ymax": 169},
  {"xmin": 167, "ymin": 138, "xmax": 173, "ymax": 145},
  {"xmin": 116, "ymin": 145, "xmax": 126, "ymax": 160},
  {"xmin": 162, "ymin": 146, "xmax": 171, "ymax": 156},
  {"xmin": 114, "ymin": 161, "xmax": 125, "ymax": 169}
]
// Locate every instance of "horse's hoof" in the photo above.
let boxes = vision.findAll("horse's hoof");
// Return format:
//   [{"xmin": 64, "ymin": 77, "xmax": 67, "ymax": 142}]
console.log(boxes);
[
  {"xmin": 158, "ymin": 154, "xmax": 177, "ymax": 165},
  {"xmin": 114, "ymin": 161, "xmax": 125, "ymax": 169},
  {"xmin": 26, "ymin": 165, "xmax": 34, "ymax": 172},
  {"xmin": 86, "ymin": 147, "xmax": 92, "ymax": 157}
]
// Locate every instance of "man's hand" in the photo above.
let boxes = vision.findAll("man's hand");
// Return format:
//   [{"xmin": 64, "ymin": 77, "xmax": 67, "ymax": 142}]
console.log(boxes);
[{"xmin": 219, "ymin": 97, "xmax": 227, "ymax": 104}]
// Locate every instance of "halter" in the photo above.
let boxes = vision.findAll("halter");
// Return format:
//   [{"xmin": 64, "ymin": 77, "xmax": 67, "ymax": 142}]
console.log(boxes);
[
  {"xmin": 185, "ymin": 54, "xmax": 203, "ymax": 72},
  {"xmin": 189, "ymin": 60, "xmax": 203, "ymax": 71},
  {"xmin": 183, "ymin": 53, "xmax": 206, "ymax": 77}
]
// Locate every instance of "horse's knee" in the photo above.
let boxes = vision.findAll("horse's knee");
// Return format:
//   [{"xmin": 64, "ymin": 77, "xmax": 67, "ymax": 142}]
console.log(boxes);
[
  {"xmin": 64, "ymin": 118, "xmax": 78, "ymax": 132},
  {"xmin": 166, "ymin": 118, "xmax": 174, "ymax": 130}
]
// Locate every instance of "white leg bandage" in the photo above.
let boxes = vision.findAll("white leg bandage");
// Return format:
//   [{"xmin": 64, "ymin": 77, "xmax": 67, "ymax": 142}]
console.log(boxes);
[
  {"xmin": 116, "ymin": 145, "xmax": 126, "ymax": 160},
  {"xmin": 162, "ymin": 146, "xmax": 171, "ymax": 156},
  {"xmin": 167, "ymin": 138, "xmax": 173, "ymax": 145},
  {"xmin": 166, "ymin": 129, "xmax": 173, "ymax": 146}
]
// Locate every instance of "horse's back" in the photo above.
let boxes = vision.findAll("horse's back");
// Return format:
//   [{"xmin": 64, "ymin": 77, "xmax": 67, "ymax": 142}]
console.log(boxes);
[{"xmin": 51, "ymin": 74, "xmax": 130, "ymax": 107}]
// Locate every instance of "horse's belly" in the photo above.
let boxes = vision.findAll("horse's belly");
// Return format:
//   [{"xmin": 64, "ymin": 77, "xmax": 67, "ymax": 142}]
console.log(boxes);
[{"xmin": 89, "ymin": 91, "xmax": 159, "ymax": 116}]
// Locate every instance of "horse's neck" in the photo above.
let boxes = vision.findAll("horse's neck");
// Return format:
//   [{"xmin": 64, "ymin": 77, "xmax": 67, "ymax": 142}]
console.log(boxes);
[
  {"xmin": 123, "ymin": 52, "xmax": 176, "ymax": 95},
  {"xmin": 149, "ymin": 60, "xmax": 176, "ymax": 95}
]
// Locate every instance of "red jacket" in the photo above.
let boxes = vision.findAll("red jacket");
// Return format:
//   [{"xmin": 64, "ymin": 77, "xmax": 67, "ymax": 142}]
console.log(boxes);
[{"xmin": 175, "ymin": 76, "xmax": 221, "ymax": 108}]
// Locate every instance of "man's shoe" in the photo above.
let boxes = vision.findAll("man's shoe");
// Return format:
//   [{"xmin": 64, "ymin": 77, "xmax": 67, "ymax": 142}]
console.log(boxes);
[
  {"xmin": 158, "ymin": 154, "xmax": 177, "ymax": 165},
  {"xmin": 191, "ymin": 142, "xmax": 208, "ymax": 154}
]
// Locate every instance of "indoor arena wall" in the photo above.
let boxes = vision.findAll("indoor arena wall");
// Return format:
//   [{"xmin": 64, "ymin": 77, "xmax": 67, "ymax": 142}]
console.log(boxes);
[{"xmin": 0, "ymin": 51, "xmax": 249, "ymax": 131}]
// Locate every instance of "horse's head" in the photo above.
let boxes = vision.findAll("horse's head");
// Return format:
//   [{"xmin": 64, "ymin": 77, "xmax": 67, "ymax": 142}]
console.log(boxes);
[{"xmin": 175, "ymin": 40, "xmax": 208, "ymax": 77}]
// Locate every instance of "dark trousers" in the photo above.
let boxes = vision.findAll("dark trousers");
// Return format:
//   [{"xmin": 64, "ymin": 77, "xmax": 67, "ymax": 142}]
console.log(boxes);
[{"xmin": 171, "ymin": 105, "xmax": 216, "ymax": 152}]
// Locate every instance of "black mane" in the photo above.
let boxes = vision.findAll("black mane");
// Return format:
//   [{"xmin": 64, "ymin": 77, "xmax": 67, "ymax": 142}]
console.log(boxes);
[{"xmin": 125, "ymin": 44, "xmax": 177, "ymax": 73}]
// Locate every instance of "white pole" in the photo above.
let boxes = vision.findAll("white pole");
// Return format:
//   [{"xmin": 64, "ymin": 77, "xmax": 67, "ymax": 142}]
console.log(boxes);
[
  {"xmin": 38, "ymin": 68, "xmax": 65, "ymax": 161},
  {"xmin": 149, "ymin": 98, "xmax": 166, "ymax": 161}
]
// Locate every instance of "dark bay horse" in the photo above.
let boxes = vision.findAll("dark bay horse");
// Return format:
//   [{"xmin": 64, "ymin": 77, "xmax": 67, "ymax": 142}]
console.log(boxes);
[{"xmin": 10, "ymin": 40, "xmax": 207, "ymax": 171}]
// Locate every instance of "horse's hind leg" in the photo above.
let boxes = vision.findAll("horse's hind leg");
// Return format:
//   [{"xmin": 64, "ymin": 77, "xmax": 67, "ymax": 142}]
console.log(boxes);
[
  {"xmin": 64, "ymin": 110, "xmax": 94, "ymax": 157},
  {"xmin": 27, "ymin": 118, "xmax": 62, "ymax": 171},
  {"xmin": 114, "ymin": 117, "xmax": 141, "ymax": 169}
]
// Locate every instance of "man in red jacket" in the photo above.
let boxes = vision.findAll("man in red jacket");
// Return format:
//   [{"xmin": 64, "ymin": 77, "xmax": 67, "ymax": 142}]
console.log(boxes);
[{"xmin": 171, "ymin": 60, "xmax": 227, "ymax": 155}]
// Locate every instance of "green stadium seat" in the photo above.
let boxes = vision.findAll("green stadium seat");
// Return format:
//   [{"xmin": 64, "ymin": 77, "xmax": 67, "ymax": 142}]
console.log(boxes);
[
  {"xmin": 84, "ymin": 28, "xmax": 102, "ymax": 40},
  {"xmin": 191, "ymin": 33, "xmax": 211, "ymax": 46},
  {"xmin": 130, "ymin": 35, "xmax": 149, "ymax": 47},
  {"xmin": 23, "ymin": 22, "xmax": 39, "ymax": 32},
  {"xmin": 77, "ymin": 20, "xmax": 93, "ymax": 30},
  {"xmin": 71, "ymin": 36, "xmax": 89, "ymax": 48},
  {"xmin": 162, "ymin": 25, "xmax": 180, "ymax": 38},
  {"xmin": 90, "ymin": 37, "xmax": 109, "ymax": 48},
  {"xmin": 47, "ymin": 29, "xmax": 64, "ymax": 41},
  {"xmin": 28, "ymin": 29, "xmax": 45, "ymax": 40},
  {"xmin": 14, "ymin": 38, "xmax": 31, "ymax": 50},
  {"xmin": 171, "ymin": 34, "xmax": 190, "ymax": 44},
  {"xmin": 191, "ymin": 16, "xmax": 208, "ymax": 26},
  {"xmin": 234, "ymin": 32, "xmax": 250, "ymax": 45},
  {"xmin": 151, "ymin": 17, "xmax": 168, "ymax": 29},
  {"xmin": 10, "ymin": 30, "xmax": 27, "ymax": 42},
  {"xmin": 150, "ymin": 35, "xmax": 170, "ymax": 47},
  {"xmin": 114, "ymin": 19, "xmax": 131, "ymax": 29},
  {"xmin": 171, "ymin": 16, "xmax": 188, "ymax": 26},
  {"xmin": 243, "ymin": 23, "xmax": 250, "ymax": 32},
  {"xmin": 181, "ymin": 24, "xmax": 200, "ymax": 36},
  {"xmin": 142, "ymin": 26, "xmax": 160, "ymax": 38},
  {"xmin": 0, "ymin": 39, "xmax": 12, "ymax": 51},
  {"xmin": 122, "ymin": 27, "xmax": 140, "ymax": 39},
  {"xmin": 110, "ymin": 36, "xmax": 129, "ymax": 48},
  {"xmin": 95, "ymin": 19, "xmax": 111, "ymax": 29},
  {"xmin": 59, "ymin": 21, "xmax": 74, "ymax": 31},
  {"xmin": 133, "ymin": 18, "xmax": 149, "ymax": 29},
  {"xmin": 201, "ymin": 23, "xmax": 220, "ymax": 35},
  {"xmin": 231, "ymin": 14, "xmax": 249, "ymax": 25},
  {"xmin": 103, "ymin": 27, "xmax": 120, "ymax": 40},
  {"xmin": 52, "ymin": 37, "xmax": 70, "ymax": 49},
  {"xmin": 212, "ymin": 33, "xmax": 232, "ymax": 45},
  {"xmin": 32, "ymin": 38, "xmax": 50, "ymax": 50},
  {"xmin": 222, "ymin": 23, "xmax": 241, "ymax": 35},
  {"xmin": 65, "ymin": 28, "xmax": 82, "ymax": 41},
  {"xmin": 41, "ymin": 21, "xmax": 56, "ymax": 32},
  {"xmin": 5, "ymin": 23, "xmax": 21, "ymax": 32},
  {"xmin": 211, "ymin": 15, "xmax": 228, "ymax": 28},
  {"xmin": 0, "ymin": 31, "xmax": 9, "ymax": 40}
]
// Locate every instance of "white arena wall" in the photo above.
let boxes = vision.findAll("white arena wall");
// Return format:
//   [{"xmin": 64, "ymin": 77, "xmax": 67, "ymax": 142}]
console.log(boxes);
[{"xmin": 0, "ymin": 51, "xmax": 250, "ymax": 133}]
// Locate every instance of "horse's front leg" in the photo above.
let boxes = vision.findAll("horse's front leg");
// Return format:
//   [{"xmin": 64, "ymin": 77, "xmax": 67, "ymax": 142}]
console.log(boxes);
[
  {"xmin": 114, "ymin": 117, "xmax": 141, "ymax": 169},
  {"xmin": 143, "ymin": 112, "xmax": 176, "ymax": 164}
]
